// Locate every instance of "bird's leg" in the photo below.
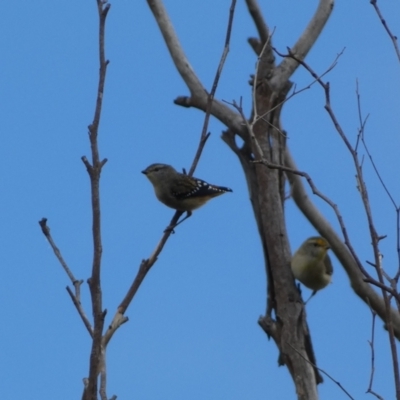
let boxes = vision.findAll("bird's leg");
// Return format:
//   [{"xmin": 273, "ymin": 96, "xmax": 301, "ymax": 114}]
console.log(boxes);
[
  {"xmin": 164, "ymin": 211, "xmax": 192, "ymax": 233},
  {"xmin": 175, "ymin": 210, "xmax": 192, "ymax": 227},
  {"xmin": 296, "ymin": 282, "xmax": 302, "ymax": 294},
  {"xmin": 304, "ymin": 290, "xmax": 317, "ymax": 305}
]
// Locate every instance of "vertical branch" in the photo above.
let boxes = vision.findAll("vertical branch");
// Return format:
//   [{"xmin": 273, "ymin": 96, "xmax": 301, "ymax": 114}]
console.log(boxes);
[
  {"xmin": 87, "ymin": 2, "xmax": 110, "ymax": 281},
  {"xmin": 82, "ymin": 1, "xmax": 111, "ymax": 399},
  {"xmin": 355, "ymin": 85, "xmax": 400, "ymax": 400},
  {"xmin": 245, "ymin": 0, "xmax": 270, "ymax": 44},
  {"xmin": 367, "ymin": 309, "xmax": 379, "ymax": 397},
  {"xmin": 248, "ymin": 37, "xmax": 321, "ymax": 395}
]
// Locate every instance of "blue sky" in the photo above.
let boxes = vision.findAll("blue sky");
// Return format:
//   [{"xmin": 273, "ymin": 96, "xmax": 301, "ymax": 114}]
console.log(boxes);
[{"xmin": 1, "ymin": 1, "xmax": 399, "ymax": 399}]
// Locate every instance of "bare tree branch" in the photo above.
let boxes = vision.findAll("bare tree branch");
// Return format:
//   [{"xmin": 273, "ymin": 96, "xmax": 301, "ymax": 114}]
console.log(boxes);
[
  {"xmin": 358, "ymin": 83, "xmax": 400, "ymax": 300},
  {"xmin": 366, "ymin": 307, "xmax": 385, "ymax": 399},
  {"xmin": 83, "ymin": 1, "xmax": 111, "ymax": 399},
  {"xmin": 369, "ymin": 0, "xmax": 400, "ymax": 63},
  {"xmin": 240, "ymin": 35, "xmax": 322, "ymax": 396},
  {"xmin": 287, "ymin": 343, "xmax": 355, "ymax": 399},
  {"xmin": 67, "ymin": 286, "xmax": 94, "ymax": 337},
  {"xmin": 147, "ymin": 0, "xmax": 246, "ymax": 138},
  {"xmin": 245, "ymin": 0, "xmax": 270, "ymax": 44},
  {"xmin": 147, "ymin": 0, "xmax": 203, "ymax": 97},
  {"xmin": 39, "ymin": 218, "xmax": 78, "ymax": 284},
  {"xmin": 354, "ymin": 85, "xmax": 400, "ymax": 397},
  {"xmin": 39, "ymin": 218, "xmax": 94, "ymax": 337},
  {"xmin": 188, "ymin": 0, "xmax": 236, "ymax": 176}
]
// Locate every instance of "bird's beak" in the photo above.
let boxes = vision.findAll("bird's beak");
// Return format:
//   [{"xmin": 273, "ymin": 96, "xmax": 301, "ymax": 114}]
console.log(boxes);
[{"xmin": 141, "ymin": 170, "xmax": 147, "ymax": 175}]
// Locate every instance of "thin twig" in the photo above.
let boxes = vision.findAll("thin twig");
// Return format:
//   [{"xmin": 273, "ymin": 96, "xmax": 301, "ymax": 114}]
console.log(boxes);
[
  {"xmin": 365, "ymin": 258, "xmax": 392, "ymax": 287},
  {"xmin": 366, "ymin": 306, "xmax": 385, "ymax": 399},
  {"xmin": 362, "ymin": 276, "xmax": 400, "ymax": 300},
  {"xmin": 355, "ymin": 83, "xmax": 400, "ymax": 397},
  {"xmin": 39, "ymin": 218, "xmax": 79, "ymax": 284},
  {"xmin": 188, "ymin": 0, "xmax": 236, "ymax": 176},
  {"xmin": 370, "ymin": 0, "xmax": 400, "ymax": 63},
  {"xmin": 367, "ymin": 389, "xmax": 385, "ymax": 400},
  {"xmin": 253, "ymin": 47, "xmax": 345, "ymax": 128},
  {"xmin": 66, "ymin": 286, "xmax": 94, "ymax": 337},
  {"xmin": 116, "ymin": 217, "xmax": 180, "ymax": 316},
  {"xmin": 269, "ymin": 0, "xmax": 334, "ymax": 91},
  {"xmin": 223, "ymin": 50, "xmax": 342, "ymax": 146},
  {"xmin": 360, "ymin": 127, "xmax": 399, "ymax": 211},
  {"xmin": 357, "ymin": 82, "xmax": 400, "ymax": 292},
  {"xmin": 287, "ymin": 343, "xmax": 355, "ymax": 400},
  {"xmin": 39, "ymin": 218, "xmax": 94, "ymax": 336},
  {"xmin": 274, "ymin": 48, "xmax": 382, "ymax": 271}
]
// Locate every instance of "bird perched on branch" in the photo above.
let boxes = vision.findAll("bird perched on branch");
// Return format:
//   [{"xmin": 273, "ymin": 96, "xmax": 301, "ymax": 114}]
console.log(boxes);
[
  {"xmin": 142, "ymin": 163, "xmax": 232, "ymax": 227},
  {"xmin": 291, "ymin": 236, "xmax": 333, "ymax": 302}
]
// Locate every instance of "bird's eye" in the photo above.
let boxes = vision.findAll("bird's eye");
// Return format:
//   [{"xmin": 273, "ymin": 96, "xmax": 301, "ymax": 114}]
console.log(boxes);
[{"xmin": 154, "ymin": 168, "xmax": 160, "ymax": 172}]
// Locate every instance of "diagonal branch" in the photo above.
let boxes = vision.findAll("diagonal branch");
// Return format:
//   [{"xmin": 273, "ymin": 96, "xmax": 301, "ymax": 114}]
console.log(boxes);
[
  {"xmin": 147, "ymin": 0, "xmax": 245, "ymax": 137},
  {"xmin": 39, "ymin": 218, "xmax": 80, "ymax": 285},
  {"xmin": 287, "ymin": 343, "xmax": 355, "ymax": 399},
  {"xmin": 370, "ymin": 0, "xmax": 400, "ymax": 63},
  {"xmin": 39, "ymin": 218, "xmax": 93, "ymax": 337},
  {"xmin": 188, "ymin": 0, "xmax": 236, "ymax": 176},
  {"xmin": 103, "ymin": 0, "xmax": 238, "ymax": 348}
]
